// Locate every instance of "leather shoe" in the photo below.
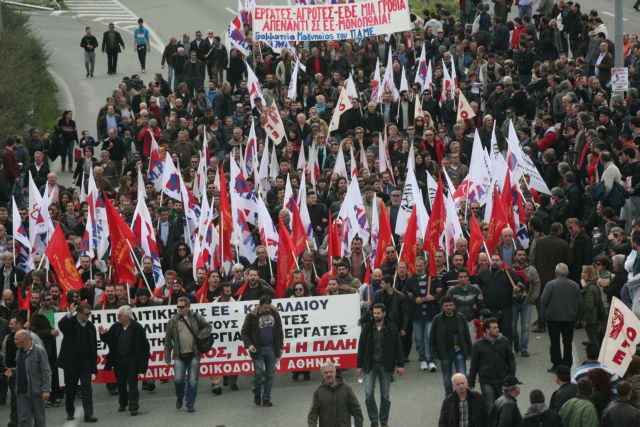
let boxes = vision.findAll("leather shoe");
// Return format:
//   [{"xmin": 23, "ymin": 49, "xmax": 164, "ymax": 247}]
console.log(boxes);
[
  {"xmin": 117, "ymin": 406, "xmax": 126, "ymax": 412},
  {"xmin": 176, "ymin": 399, "xmax": 183, "ymax": 409},
  {"xmin": 547, "ymin": 366, "xmax": 557, "ymax": 373},
  {"xmin": 262, "ymin": 400, "xmax": 273, "ymax": 407},
  {"xmin": 130, "ymin": 409, "xmax": 139, "ymax": 416},
  {"xmin": 212, "ymin": 387, "xmax": 222, "ymax": 395},
  {"xmin": 230, "ymin": 383, "xmax": 239, "ymax": 391},
  {"xmin": 521, "ymin": 350, "xmax": 530, "ymax": 357},
  {"xmin": 66, "ymin": 415, "xmax": 74, "ymax": 421},
  {"xmin": 187, "ymin": 406, "xmax": 195, "ymax": 413},
  {"xmin": 84, "ymin": 416, "xmax": 98, "ymax": 423}
]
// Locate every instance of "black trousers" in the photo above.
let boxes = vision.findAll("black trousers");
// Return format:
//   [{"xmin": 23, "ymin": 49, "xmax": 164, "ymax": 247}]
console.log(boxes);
[
  {"xmin": 547, "ymin": 320, "xmax": 575, "ymax": 368},
  {"xmin": 206, "ymin": 61, "xmax": 214, "ymax": 81},
  {"xmin": 9, "ymin": 376, "xmax": 17, "ymax": 425},
  {"xmin": 402, "ymin": 321, "xmax": 413, "ymax": 359},
  {"xmin": 136, "ymin": 44, "xmax": 147, "ymax": 70},
  {"xmin": 106, "ymin": 49, "xmax": 119, "ymax": 73},
  {"xmin": 64, "ymin": 363, "xmax": 93, "ymax": 417},
  {"xmin": 114, "ymin": 361, "xmax": 140, "ymax": 411}
]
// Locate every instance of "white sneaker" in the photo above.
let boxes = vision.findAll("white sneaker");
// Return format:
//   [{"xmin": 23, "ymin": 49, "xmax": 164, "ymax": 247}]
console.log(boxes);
[
  {"xmin": 420, "ymin": 361, "xmax": 428, "ymax": 371},
  {"xmin": 428, "ymin": 362, "xmax": 437, "ymax": 372}
]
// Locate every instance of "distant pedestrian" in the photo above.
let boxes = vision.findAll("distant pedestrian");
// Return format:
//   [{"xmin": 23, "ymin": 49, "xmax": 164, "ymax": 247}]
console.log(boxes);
[
  {"xmin": 241, "ymin": 295, "xmax": 284, "ymax": 407},
  {"xmin": 12, "ymin": 329, "xmax": 51, "ymax": 427},
  {"xmin": 56, "ymin": 302, "xmax": 98, "ymax": 423},
  {"xmin": 133, "ymin": 18, "xmax": 150, "ymax": 73},
  {"xmin": 438, "ymin": 373, "xmax": 488, "ymax": 427},
  {"xmin": 80, "ymin": 26, "xmax": 98, "ymax": 77},
  {"xmin": 429, "ymin": 296, "xmax": 472, "ymax": 395},
  {"xmin": 357, "ymin": 303, "xmax": 405, "ymax": 427},
  {"xmin": 488, "ymin": 375, "xmax": 523, "ymax": 427},
  {"xmin": 164, "ymin": 296, "xmax": 212, "ymax": 413},
  {"xmin": 307, "ymin": 362, "xmax": 364, "ymax": 427},
  {"xmin": 98, "ymin": 305, "xmax": 150, "ymax": 416},
  {"xmin": 540, "ymin": 263, "xmax": 582, "ymax": 372},
  {"xmin": 101, "ymin": 23, "xmax": 125, "ymax": 75},
  {"xmin": 559, "ymin": 378, "xmax": 599, "ymax": 427},
  {"xmin": 468, "ymin": 318, "xmax": 516, "ymax": 413}
]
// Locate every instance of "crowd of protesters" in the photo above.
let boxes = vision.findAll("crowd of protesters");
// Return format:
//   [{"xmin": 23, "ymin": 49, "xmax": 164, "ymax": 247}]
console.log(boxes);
[{"xmin": 2, "ymin": 0, "xmax": 640, "ymax": 425}]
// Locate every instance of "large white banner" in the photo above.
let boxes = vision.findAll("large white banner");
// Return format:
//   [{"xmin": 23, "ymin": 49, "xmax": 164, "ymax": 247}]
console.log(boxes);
[
  {"xmin": 55, "ymin": 294, "xmax": 360, "ymax": 383},
  {"xmin": 598, "ymin": 297, "xmax": 640, "ymax": 377},
  {"xmin": 253, "ymin": 0, "xmax": 411, "ymax": 42}
]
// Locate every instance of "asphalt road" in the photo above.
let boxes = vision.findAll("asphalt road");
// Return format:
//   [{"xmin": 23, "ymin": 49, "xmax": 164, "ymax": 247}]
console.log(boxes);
[{"xmin": 0, "ymin": 323, "xmax": 588, "ymax": 427}]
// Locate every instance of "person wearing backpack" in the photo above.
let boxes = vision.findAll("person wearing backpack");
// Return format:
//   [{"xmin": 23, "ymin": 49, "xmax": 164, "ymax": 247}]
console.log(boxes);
[
  {"xmin": 164, "ymin": 296, "xmax": 213, "ymax": 413},
  {"xmin": 520, "ymin": 389, "xmax": 562, "ymax": 427}
]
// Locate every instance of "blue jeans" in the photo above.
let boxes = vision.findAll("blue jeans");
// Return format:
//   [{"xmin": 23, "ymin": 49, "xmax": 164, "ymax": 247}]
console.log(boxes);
[
  {"xmin": 363, "ymin": 367, "xmax": 392, "ymax": 424},
  {"xmin": 512, "ymin": 302, "xmax": 532, "ymax": 351},
  {"xmin": 518, "ymin": 4, "xmax": 532, "ymax": 18},
  {"xmin": 412, "ymin": 319, "xmax": 432, "ymax": 362},
  {"xmin": 252, "ymin": 345, "xmax": 276, "ymax": 402},
  {"xmin": 167, "ymin": 65, "xmax": 174, "ymax": 91},
  {"xmin": 440, "ymin": 351, "xmax": 467, "ymax": 395},
  {"xmin": 174, "ymin": 354, "xmax": 200, "ymax": 407}
]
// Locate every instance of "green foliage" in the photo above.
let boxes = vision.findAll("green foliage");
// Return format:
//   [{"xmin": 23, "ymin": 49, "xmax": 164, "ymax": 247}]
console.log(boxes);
[
  {"xmin": 0, "ymin": 5, "xmax": 58, "ymax": 144},
  {"xmin": 409, "ymin": 0, "xmax": 460, "ymax": 18}
]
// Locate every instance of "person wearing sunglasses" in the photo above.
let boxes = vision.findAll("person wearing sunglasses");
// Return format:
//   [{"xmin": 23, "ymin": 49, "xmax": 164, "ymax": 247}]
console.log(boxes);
[{"xmin": 164, "ymin": 297, "xmax": 212, "ymax": 413}]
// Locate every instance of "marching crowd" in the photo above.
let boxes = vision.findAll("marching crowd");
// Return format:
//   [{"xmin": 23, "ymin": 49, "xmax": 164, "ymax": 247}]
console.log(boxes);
[{"xmin": 3, "ymin": 0, "xmax": 640, "ymax": 426}]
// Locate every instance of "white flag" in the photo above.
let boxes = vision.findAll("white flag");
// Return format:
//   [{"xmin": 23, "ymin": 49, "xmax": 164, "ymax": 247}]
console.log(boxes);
[
  {"xmin": 381, "ymin": 49, "xmax": 399, "ymax": 101},
  {"xmin": 265, "ymin": 102, "xmax": 287, "ymax": 145},
  {"xmin": 456, "ymin": 91, "xmax": 475, "ymax": 123},
  {"xmin": 399, "ymin": 65, "xmax": 409, "ymax": 93},
  {"xmin": 287, "ymin": 59, "xmax": 299, "ymax": 100},
  {"xmin": 257, "ymin": 137, "xmax": 270, "ymax": 196},
  {"xmin": 333, "ymin": 143, "xmax": 349, "ymax": 180},
  {"xmin": 370, "ymin": 57, "xmax": 382, "ymax": 105},
  {"xmin": 328, "ymin": 87, "xmax": 352, "ymax": 133},
  {"xmin": 346, "ymin": 73, "xmax": 358, "ymax": 99},
  {"xmin": 246, "ymin": 64, "xmax": 265, "ymax": 108},
  {"xmin": 506, "ymin": 119, "xmax": 552, "ymax": 196},
  {"xmin": 599, "ymin": 297, "xmax": 640, "ymax": 377}
]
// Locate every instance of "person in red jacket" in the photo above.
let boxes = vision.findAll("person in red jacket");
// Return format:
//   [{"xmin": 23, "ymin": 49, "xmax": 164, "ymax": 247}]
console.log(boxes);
[
  {"xmin": 536, "ymin": 117, "xmax": 558, "ymax": 152},
  {"xmin": 136, "ymin": 118, "xmax": 163, "ymax": 160}
]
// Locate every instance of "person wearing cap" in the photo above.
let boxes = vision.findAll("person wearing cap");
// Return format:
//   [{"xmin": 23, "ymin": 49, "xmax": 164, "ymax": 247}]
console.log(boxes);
[
  {"xmin": 488, "ymin": 375, "xmax": 523, "ymax": 427},
  {"xmin": 549, "ymin": 365, "xmax": 577, "ymax": 412}
]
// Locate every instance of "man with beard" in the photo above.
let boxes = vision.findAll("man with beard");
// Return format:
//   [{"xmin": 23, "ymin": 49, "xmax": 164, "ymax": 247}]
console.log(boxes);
[
  {"xmin": 511, "ymin": 249, "xmax": 541, "ymax": 357},
  {"xmin": 441, "ymin": 253, "xmax": 467, "ymax": 289},
  {"xmin": 94, "ymin": 283, "xmax": 123, "ymax": 311},
  {"xmin": 359, "ymin": 269, "xmax": 383, "ymax": 313},
  {"xmin": 135, "ymin": 256, "xmax": 157, "ymax": 292},
  {"xmin": 335, "ymin": 262, "xmax": 361, "ymax": 294},
  {"xmin": 239, "ymin": 268, "xmax": 275, "ymax": 301},
  {"xmin": 164, "ymin": 279, "xmax": 195, "ymax": 305},
  {"xmin": 371, "ymin": 275, "xmax": 409, "ymax": 341}
]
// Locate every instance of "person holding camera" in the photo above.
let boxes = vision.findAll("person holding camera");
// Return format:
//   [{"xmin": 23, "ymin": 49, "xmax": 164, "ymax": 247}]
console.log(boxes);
[
  {"xmin": 57, "ymin": 302, "xmax": 98, "ymax": 423},
  {"xmin": 164, "ymin": 296, "xmax": 212, "ymax": 413}
]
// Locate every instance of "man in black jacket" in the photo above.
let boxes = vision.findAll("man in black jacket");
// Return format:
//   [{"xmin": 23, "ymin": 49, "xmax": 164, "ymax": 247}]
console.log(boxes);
[
  {"xmin": 101, "ymin": 23, "xmax": 125, "ymax": 75},
  {"xmin": 357, "ymin": 303, "xmax": 405, "ymax": 427},
  {"xmin": 438, "ymin": 373, "xmax": 488, "ymax": 427},
  {"xmin": 468, "ymin": 318, "xmax": 516, "ymax": 413},
  {"xmin": 98, "ymin": 305, "xmax": 150, "ymax": 416},
  {"xmin": 370, "ymin": 275, "xmax": 409, "ymax": 338},
  {"xmin": 241, "ymin": 295, "xmax": 284, "ymax": 407},
  {"xmin": 489, "ymin": 375, "xmax": 523, "ymax": 427},
  {"xmin": 403, "ymin": 256, "xmax": 443, "ymax": 372},
  {"xmin": 475, "ymin": 253, "xmax": 523, "ymax": 342},
  {"xmin": 549, "ymin": 365, "xmax": 577, "ymax": 412},
  {"xmin": 430, "ymin": 296, "xmax": 473, "ymax": 395},
  {"xmin": 57, "ymin": 302, "xmax": 98, "ymax": 422},
  {"xmin": 80, "ymin": 27, "xmax": 98, "ymax": 77}
]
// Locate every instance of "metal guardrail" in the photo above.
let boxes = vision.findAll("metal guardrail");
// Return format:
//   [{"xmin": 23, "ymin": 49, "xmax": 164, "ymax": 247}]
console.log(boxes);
[{"xmin": 0, "ymin": 0, "xmax": 56, "ymax": 11}]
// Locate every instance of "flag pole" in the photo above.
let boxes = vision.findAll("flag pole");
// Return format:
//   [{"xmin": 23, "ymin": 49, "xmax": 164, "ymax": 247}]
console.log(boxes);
[{"xmin": 125, "ymin": 240, "xmax": 153, "ymax": 295}]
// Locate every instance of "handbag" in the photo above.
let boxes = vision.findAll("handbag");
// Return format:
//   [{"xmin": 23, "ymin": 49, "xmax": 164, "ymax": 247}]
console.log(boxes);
[{"xmin": 179, "ymin": 315, "xmax": 214, "ymax": 354}]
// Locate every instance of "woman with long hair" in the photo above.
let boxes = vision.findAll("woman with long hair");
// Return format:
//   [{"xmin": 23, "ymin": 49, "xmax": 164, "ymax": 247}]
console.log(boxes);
[{"xmin": 56, "ymin": 110, "xmax": 79, "ymax": 172}]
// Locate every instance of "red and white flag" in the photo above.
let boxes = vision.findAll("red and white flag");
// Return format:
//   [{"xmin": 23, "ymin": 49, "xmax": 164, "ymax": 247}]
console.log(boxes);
[
  {"xmin": 599, "ymin": 297, "xmax": 640, "ymax": 377},
  {"xmin": 328, "ymin": 87, "xmax": 352, "ymax": 133},
  {"xmin": 456, "ymin": 91, "xmax": 475, "ymax": 123}
]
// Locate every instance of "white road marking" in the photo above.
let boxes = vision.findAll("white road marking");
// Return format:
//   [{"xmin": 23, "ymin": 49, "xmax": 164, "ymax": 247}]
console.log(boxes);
[
  {"xmin": 226, "ymin": 7, "xmax": 236, "ymax": 15},
  {"xmin": 601, "ymin": 11, "xmax": 628, "ymax": 21},
  {"xmin": 47, "ymin": 67, "xmax": 76, "ymax": 113}
]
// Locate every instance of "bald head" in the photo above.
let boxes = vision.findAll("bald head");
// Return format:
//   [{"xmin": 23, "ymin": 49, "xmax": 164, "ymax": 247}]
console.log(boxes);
[
  {"xmin": 452, "ymin": 373, "xmax": 468, "ymax": 396},
  {"xmin": 14, "ymin": 329, "xmax": 32, "ymax": 350}
]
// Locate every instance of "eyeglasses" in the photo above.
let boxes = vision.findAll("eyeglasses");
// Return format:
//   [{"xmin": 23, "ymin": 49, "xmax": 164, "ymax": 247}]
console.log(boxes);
[
  {"xmin": 595, "ymin": 262, "xmax": 602, "ymax": 266},
  {"xmin": 79, "ymin": 311, "xmax": 91, "ymax": 316},
  {"xmin": 386, "ymin": 250, "xmax": 395, "ymax": 254},
  {"xmin": 294, "ymin": 288, "xmax": 304, "ymax": 292},
  {"xmin": 177, "ymin": 305, "xmax": 187, "ymax": 309},
  {"xmin": 44, "ymin": 299, "xmax": 52, "ymax": 302}
]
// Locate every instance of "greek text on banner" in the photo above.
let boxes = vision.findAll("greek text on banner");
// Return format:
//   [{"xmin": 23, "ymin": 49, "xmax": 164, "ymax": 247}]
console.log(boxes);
[
  {"xmin": 253, "ymin": 0, "xmax": 411, "ymax": 42},
  {"xmin": 54, "ymin": 294, "xmax": 361, "ymax": 383}
]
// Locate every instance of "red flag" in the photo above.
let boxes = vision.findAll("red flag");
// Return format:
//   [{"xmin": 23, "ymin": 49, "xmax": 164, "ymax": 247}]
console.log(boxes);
[
  {"xmin": 485, "ymin": 186, "xmax": 509, "ymax": 255},
  {"xmin": 275, "ymin": 217, "xmax": 296, "ymax": 298},
  {"xmin": 218, "ymin": 165, "xmax": 233, "ymax": 265},
  {"xmin": 374, "ymin": 200, "xmax": 393, "ymax": 269},
  {"xmin": 424, "ymin": 175, "xmax": 445, "ymax": 276},
  {"xmin": 195, "ymin": 282, "xmax": 209, "ymax": 303},
  {"xmin": 103, "ymin": 193, "xmax": 137, "ymax": 285},
  {"xmin": 290, "ymin": 202, "xmax": 307, "ymax": 258},
  {"xmin": 99, "ymin": 291, "xmax": 107, "ymax": 308},
  {"xmin": 19, "ymin": 285, "xmax": 32, "ymax": 311},
  {"xmin": 327, "ymin": 212, "xmax": 341, "ymax": 271},
  {"xmin": 45, "ymin": 223, "xmax": 84, "ymax": 292},
  {"xmin": 234, "ymin": 280, "xmax": 249, "ymax": 299},
  {"xmin": 399, "ymin": 206, "xmax": 418, "ymax": 275},
  {"xmin": 500, "ymin": 173, "xmax": 516, "ymax": 232},
  {"xmin": 467, "ymin": 212, "xmax": 484, "ymax": 273}
]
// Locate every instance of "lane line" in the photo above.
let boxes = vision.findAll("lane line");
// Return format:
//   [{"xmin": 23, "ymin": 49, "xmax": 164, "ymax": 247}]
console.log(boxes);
[
  {"xmin": 47, "ymin": 67, "xmax": 76, "ymax": 113},
  {"xmin": 225, "ymin": 7, "xmax": 236, "ymax": 15}
]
